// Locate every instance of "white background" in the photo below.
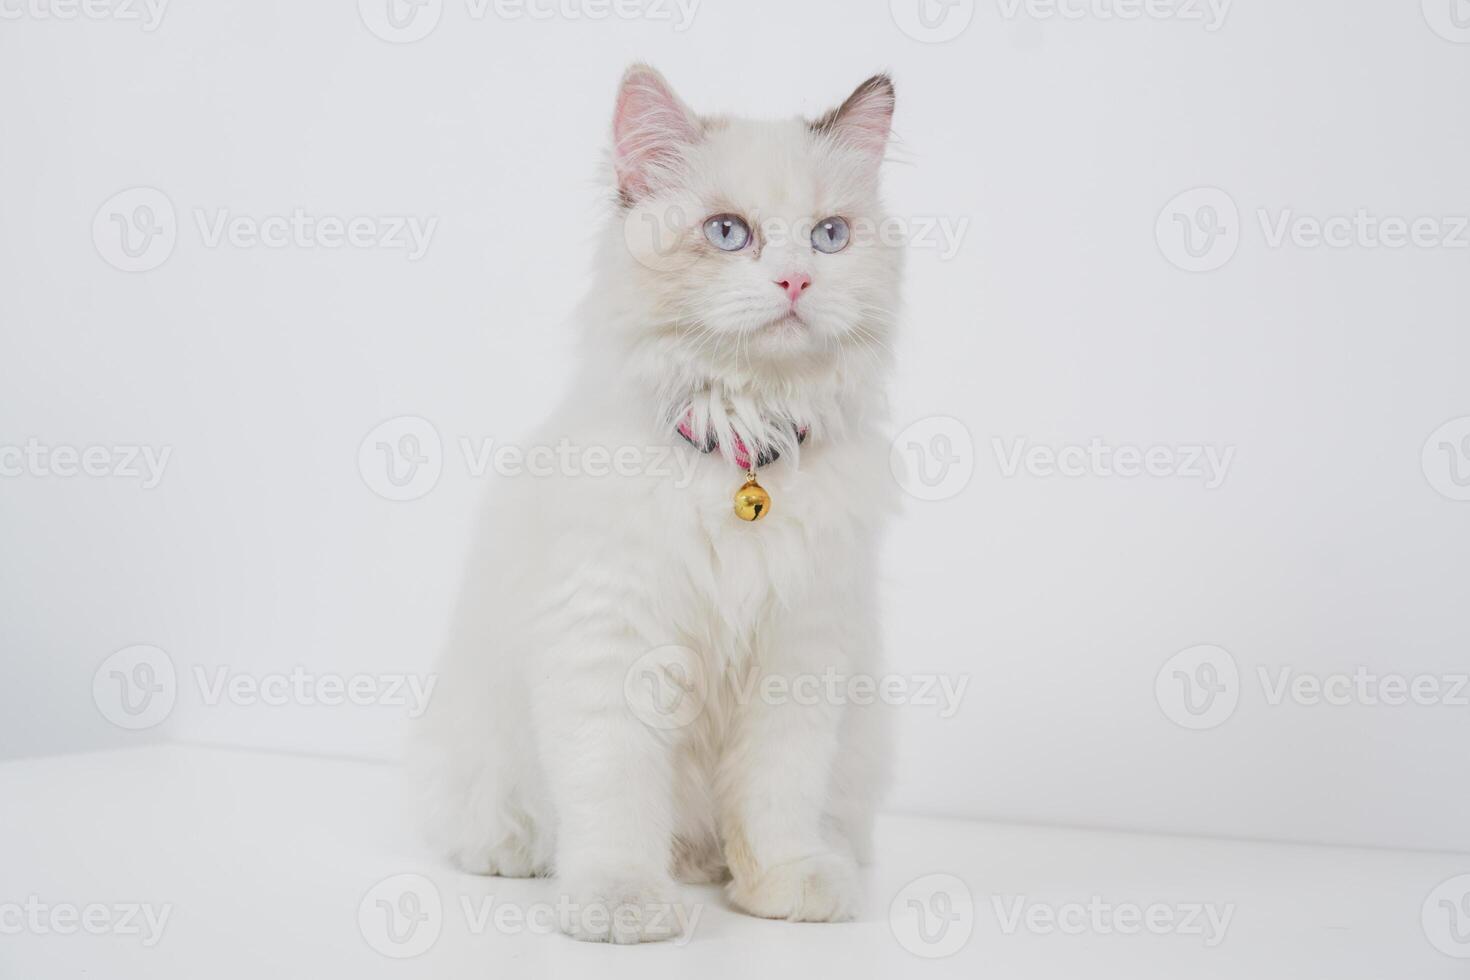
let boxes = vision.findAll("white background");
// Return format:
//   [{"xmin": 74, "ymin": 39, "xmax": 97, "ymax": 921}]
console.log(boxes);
[{"xmin": 2, "ymin": 0, "xmax": 1467, "ymax": 854}]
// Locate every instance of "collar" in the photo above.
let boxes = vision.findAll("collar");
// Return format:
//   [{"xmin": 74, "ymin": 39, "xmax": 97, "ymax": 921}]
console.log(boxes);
[{"xmin": 676, "ymin": 410, "xmax": 809, "ymax": 470}]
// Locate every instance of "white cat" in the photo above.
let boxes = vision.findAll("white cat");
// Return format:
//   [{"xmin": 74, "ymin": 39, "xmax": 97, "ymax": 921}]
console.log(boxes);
[{"xmin": 418, "ymin": 65, "xmax": 903, "ymax": 943}]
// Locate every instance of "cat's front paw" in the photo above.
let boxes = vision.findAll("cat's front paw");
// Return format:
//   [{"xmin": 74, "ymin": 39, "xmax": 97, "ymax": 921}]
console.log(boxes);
[
  {"xmin": 451, "ymin": 838, "xmax": 546, "ymax": 879},
  {"xmin": 557, "ymin": 875, "xmax": 687, "ymax": 944},
  {"xmin": 726, "ymin": 852, "xmax": 859, "ymax": 922}
]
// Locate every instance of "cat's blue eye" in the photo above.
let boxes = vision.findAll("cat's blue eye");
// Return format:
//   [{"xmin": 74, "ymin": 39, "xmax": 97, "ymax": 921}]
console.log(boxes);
[
  {"xmin": 811, "ymin": 216, "xmax": 850, "ymax": 254},
  {"xmin": 703, "ymin": 214, "xmax": 751, "ymax": 252}
]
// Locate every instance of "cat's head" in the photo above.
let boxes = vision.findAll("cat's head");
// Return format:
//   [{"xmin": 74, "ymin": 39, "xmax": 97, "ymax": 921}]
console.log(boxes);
[{"xmin": 603, "ymin": 65, "xmax": 901, "ymax": 387}]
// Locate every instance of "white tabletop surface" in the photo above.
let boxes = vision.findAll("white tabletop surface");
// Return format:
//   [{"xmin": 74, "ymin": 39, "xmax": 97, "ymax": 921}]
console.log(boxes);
[{"xmin": 1, "ymin": 745, "xmax": 1463, "ymax": 978}]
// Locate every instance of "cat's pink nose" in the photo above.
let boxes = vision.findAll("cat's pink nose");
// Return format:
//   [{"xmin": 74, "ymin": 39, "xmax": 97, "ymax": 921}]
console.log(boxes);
[{"xmin": 775, "ymin": 274, "xmax": 811, "ymax": 304}]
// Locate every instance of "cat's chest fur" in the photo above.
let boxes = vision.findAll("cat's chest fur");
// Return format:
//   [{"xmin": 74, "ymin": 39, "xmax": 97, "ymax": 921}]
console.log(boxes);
[
  {"xmin": 652, "ymin": 435, "xmax": 892, "ymax": 652},
  {"xmin": 530, "ymin": 392, "xmax": 892, "ymax": 659}
]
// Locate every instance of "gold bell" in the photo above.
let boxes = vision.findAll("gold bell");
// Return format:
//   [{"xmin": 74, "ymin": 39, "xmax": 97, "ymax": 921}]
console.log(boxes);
[{"xmin": 734, "ymin": 471, "xmax": 771, "ymax": 521}]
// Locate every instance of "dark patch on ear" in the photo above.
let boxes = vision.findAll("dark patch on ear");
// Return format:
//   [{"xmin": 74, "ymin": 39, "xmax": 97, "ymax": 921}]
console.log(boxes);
[{"xmin": 810, "ymin": 74, "xmax": 895, "ymax": 136}]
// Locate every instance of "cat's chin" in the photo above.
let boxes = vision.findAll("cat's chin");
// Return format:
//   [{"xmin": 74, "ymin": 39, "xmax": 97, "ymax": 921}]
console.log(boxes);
[
  {"xmin": 756, "ymin": 313, "xmax": 811, "ymax": 342},
  {"xmin": 740, "ymin": 322, "xmax": 832, "ymax": 367},
  {"xmin": 666, "ymin": 332, "xmax": 836, "ymax": 387}
]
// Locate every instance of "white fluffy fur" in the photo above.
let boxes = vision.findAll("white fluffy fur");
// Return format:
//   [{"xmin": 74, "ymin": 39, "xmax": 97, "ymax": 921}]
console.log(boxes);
[{"xmin": 417, "ymin": 65, "xmax": 903, "ymax": 944}]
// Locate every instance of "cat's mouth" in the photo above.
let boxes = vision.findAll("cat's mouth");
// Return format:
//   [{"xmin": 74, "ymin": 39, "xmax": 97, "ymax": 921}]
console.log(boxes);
[{"xmin": 761, "ymin": 311, "xmax": 807, "ymax": 331}]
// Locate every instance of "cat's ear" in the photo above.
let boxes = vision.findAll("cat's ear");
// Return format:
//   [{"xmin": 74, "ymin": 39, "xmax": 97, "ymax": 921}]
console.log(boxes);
[
  {"xmin": 612, "ymin": 64, "xmax": 702, "ymax": 202},
  {"xmin": 811, "ymin": 74, "xmax": 895, "ymax": 162}
]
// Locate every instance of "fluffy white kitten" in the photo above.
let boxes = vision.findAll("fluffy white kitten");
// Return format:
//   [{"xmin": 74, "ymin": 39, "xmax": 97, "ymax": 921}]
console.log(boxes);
[{"xmin": 419, "ymin": 65, "xmax": 903, "ymax": 944}]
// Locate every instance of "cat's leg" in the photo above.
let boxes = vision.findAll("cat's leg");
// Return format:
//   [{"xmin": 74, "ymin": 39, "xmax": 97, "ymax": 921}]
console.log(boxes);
[
  {"xmin": 415, "ymin": 667, "xmax": 552, "ymax": 878},
  {"xmin": 824, "ymin": 663, "xmax": 890, "ymax": 867},
  {"xmin": 535, "ymin": 632, "xmax": 689, "ymax": 944},
  {"xmin": 718, "ymin": 600, "xmax": 870, "ymax": 922},
  {"xmin": 416, "ymin": 503, "xmax": 557, "ymax": 878},
  {"xmin": 427, "ymin": 750, "xmax": 550, "ymax": 878},
  {"xmin": 671, "ymin": 734, "xmax": 728, "ymax": 884},
  {"xmin": 818, "ymin": 577, "xmax": 890, "ymax": 867}
]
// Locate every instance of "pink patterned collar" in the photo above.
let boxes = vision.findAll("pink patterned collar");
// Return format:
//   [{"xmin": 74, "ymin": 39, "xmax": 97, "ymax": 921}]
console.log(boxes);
[{"xmin": 676, "ymin": 411, "xmax": 809, "ymax": 470}]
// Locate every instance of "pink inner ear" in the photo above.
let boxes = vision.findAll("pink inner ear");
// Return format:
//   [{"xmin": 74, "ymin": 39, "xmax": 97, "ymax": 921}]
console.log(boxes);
[
  {"xmin": 842, "ymin": 102, "xmax": 893, "ymax": 156},
  {"xmin": 613, "ymin": 70, "xmax": 699, "ymax": 199},
  {"xmin": 822, "ymin": 77, "xmax": 895, "ymax": 160}
]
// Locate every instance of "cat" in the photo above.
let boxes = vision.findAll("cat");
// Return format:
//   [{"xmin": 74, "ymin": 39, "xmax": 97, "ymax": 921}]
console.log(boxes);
[{"xmin": 417, "ymin": 64, "xmax": 903, "ymax": 943}]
